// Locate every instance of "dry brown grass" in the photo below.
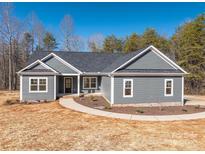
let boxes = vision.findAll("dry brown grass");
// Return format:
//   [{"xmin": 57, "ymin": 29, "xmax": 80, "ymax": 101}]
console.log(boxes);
[{"xmin": 1, "ymin": 91, "xmax": 205, "ymax": 150}]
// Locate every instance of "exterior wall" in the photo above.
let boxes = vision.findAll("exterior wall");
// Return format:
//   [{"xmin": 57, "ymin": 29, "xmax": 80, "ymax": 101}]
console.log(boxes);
[
  {"xmin": 101, "ymin": 76, "xmax": 111, "ymax": 102},
  {"xmin": 80, "ymin": 76, "xmax": 101, "ymax": 93},
  {"xmin": 113, "ymin": 76, "xmax": 182, "ymax": 104},
  {"xmin": 122, "ymin": 50, "xmax": 175, "ymax": 70},
  {"xmin": 43, "ymin": 56, "xmax": 78, "ymax": 74},
  {"xmin": 22, "ymin": 75, "xmax": 55, "ymax": 101}
]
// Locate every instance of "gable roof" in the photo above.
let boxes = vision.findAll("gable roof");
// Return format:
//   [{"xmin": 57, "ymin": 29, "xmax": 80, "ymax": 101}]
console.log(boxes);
[
  {"xmin": 24, "ymin": 45, "xmax": 187, "ymax": 74},
  {"xmin": 18, "ymin": 59, "xmax": 59, "ymax": 74},
  {"xmin": 110, "ymin": 46, "xmax": 187, "ymax": 74}
]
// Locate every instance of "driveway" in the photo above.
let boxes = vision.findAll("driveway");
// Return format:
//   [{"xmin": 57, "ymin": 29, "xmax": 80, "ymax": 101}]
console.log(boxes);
[{"xmin": 185, "ymin": 95, "xmax": 205, "ymax": 106}]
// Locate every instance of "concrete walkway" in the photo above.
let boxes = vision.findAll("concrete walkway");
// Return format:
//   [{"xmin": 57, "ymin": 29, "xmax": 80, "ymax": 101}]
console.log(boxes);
[{"xmin": 59, "ymin": 98, "xmax": 205, "ymax": 121}]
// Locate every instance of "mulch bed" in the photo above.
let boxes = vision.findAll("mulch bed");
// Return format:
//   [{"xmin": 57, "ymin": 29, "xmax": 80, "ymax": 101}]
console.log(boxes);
[{"xmin": 74, "ymin": 96, "xmax": 205, "ymax": 115}]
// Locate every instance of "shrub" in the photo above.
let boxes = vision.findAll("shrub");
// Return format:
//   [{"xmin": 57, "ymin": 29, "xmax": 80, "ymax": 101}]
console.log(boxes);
[
  {"xmin": 105, "ymin": 106, "xmax": 112, "ymax": 110},
  {"xmin": 104, "ymin": 103, "xmax": 112, "ymax": 109},
  {"xmin": 195, "ymin": 105, "xmax": 200, "ymax": 109},
  {"xmin": 136, "ymin": 109, "xmax": 144, "ymax": 114},
  {"xmin": 90, "ymin": 96, "xmax": 98, "ymax": 101},
  {"xmin": 4, "ymin": 99, "xmax": 19, "ymax": 105}
]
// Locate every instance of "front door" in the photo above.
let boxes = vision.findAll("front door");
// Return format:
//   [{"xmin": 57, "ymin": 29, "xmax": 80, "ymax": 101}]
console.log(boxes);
[{"xmin": 64, "ymin": 77, "xmax": 72, "ymax": 93}]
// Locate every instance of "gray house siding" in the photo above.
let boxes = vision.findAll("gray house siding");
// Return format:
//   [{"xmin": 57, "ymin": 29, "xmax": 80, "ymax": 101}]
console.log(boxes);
[
  {"xmin": 121, "ymin": 50, "xmax": 175, "ymax": 70},
  {"xmin": 22, "ymin": 75, "xmax": 55, "ymax": 101},
  {"xmin": 80, "ymin": 76, "xmax": 101, "ymax": 93},
  {"xmin": 113, "ymin": 76, "xmax": 182, "ymax": 104},
  {"xmin": 101, "ymin": 76, "xmax": 111, "ymax": 102},
  {"xmin": 43, "ymin": 56, "xmax": 78, "ymax": 74}
]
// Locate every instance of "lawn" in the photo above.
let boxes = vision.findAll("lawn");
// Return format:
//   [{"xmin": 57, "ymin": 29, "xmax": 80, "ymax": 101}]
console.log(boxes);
[{"xmin": 1, "ymin": 91, "xmax": 205, "ymax": 150}]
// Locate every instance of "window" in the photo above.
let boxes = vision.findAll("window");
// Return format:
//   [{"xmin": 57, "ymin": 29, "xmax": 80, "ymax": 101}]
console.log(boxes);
[
  {"xmin": 29, "ymin": 77, "xmax": 47, "ymax": 93},
  {"xmin": 123, "ymin": 79, "xmax": 133, "ymax": 97},
  {"xmin": 164, "ymin": 79, "xmax": 173, "ymax": 96},
  {"xmin": 83, "ymin": 77, "xmax": 97, "ymax": 89}
]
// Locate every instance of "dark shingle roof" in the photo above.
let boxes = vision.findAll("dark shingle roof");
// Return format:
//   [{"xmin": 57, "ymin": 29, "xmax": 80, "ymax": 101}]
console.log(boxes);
[
  {"xmin": 28, "ymin": 51, "xmax": 125, "ymax": 72},
  {"xmin": 27, "ymin": 48, "xmax": 181, "ymax": 73}
]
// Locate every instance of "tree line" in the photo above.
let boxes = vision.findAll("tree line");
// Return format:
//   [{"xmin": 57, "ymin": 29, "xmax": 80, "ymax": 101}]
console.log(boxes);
[
  {"xmin": 0, "ymin": 3, "xmax": 82, "ymax": 90},
  {"xmin": 0, "ymin": 3, "xmax": 204, "ymax": 94},
  {"xmin": 88, "ymin": 14, "xmax": 205, "ymax": 94}
]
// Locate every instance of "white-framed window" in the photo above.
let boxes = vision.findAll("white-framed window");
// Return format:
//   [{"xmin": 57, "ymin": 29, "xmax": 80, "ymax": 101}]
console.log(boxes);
[
  {"xmin": 123, "ymin": 79, "xmax": 133, "ymax": 97},
  {"xmin": 83, "ymin": 77, "xmax": 97, "ymax": 89},
  {"xmin": 164, "ymin": 79, "xmax": 173, "ymax": 96},
  {"xmin": 29, "ymin": 77, "xmax": 48, "ymax": 93}
]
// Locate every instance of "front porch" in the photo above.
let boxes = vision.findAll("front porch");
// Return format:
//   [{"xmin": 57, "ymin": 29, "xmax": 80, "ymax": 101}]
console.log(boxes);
[{"xmin": 56, "ymin": 75, "xmax": 101, "ymax": 98}]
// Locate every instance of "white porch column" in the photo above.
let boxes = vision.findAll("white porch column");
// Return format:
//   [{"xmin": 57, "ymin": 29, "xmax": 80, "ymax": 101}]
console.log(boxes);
[
  {"xmin": 54, "ymin": 75, "xmax": 56, "ymax": 100},
  {"xmin": 182, "ymin": 76, "xmax": 184, "ymax": 106},
  {"xmin": 20, "ymin": 75, "xmax": 22, "ymax": 102},
  {"xmin": 111, "ymin": 76, "xmax": 114, "ymax": 105},
  {"xmin": 77, "ymin": 75, "xmax": 80, "ymax": 96}
]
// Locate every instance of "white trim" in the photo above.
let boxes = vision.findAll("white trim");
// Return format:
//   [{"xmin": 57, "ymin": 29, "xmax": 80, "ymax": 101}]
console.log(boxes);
[
  {"xmin": 20, "ymin": 76, "xmax": 22, "ymax": 101},
  {"xmin": 151, "ymin": 49, "xmax": 177, "ymax": 69},
  {"xmin": 54, "ymin": 75, "xmax": 56, "ymax": 100},
  {"xmin": 29, "ymin": 77, "xmax": 48, "ymax": 93},
  {"xmin": 82, "ymin": 77, "xmax": 98, "ymax": 89},
  {"xmin": 123, "ymin": 79, "xmax": 133, "ymax": 98},
  {"xmin": 111, "ymin": 73, "xmax": 184, "ymax": 76},
  {"xmin": 182, "ymin": 76, "xmax": 184, "ymax": 106},
  {"xmin": 164, "ymin": 79, "xmax": 174, "ymax": 96},
  {"xmin": 111, "ymin": 76, "xmax": 114, "ymax": 105},
  {"xmin": 41, "ymin": 53, "xmax": 82, "ymax": 74},
  {"xmin": 61, "ymin": 73, "xmax": 79, "ymax": 76},
  {"xmin": 111, "ymin": 45, "xmax": 188, "ymax": 74},
  {"xmin": 151, "ymin": 46, "xmax": 188, "ymax": 74},
  {"xmin": 77, "ymin": 75, "xmax": 80, "ymax": 96},
  {"xmin": 18, "ymin": 59, "xmax": 58, "ymax": 74},
  {"xmin": 64, "ymin": 77, "xmax": 73, "ymax": 94}
]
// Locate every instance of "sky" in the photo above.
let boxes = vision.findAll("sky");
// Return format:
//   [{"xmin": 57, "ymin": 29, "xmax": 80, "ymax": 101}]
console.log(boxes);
[{"xmin": 12, "ymin": 2, "xmax": 205, "ymax": 50}]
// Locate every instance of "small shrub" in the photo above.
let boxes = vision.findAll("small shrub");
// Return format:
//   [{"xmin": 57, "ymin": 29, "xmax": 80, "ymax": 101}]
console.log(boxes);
[
  {"xmin": 182, "ymin": 109, "xmax": 188, "ymax": 112},
  {"xmin": 79, "ymin": 94, "xmax": 84, "ymax": 97},
  {"xmin": 104, "ymin": 103, "xmax": 112, "ymax": 109},
  {"xmin": 195, "ymin": 105, "xmax": 200, "ymax": 109},
  {"xmin": 136, "ymin": 109, "xmax": 144, "ymax": 114},
  {"xmin": 159, "ymin": 107, "xmax": 165, "ymax": 111},
  {"xmin": 90, "ymin": 96, "xmax": 98, "ymax": 101},
  {"xmin": 105, "ymin": 106, "xmax": 112, "ymax": 110},
  {"xmin": 4, "ymin": 99, "xmax": 19, "ymax": 105}
]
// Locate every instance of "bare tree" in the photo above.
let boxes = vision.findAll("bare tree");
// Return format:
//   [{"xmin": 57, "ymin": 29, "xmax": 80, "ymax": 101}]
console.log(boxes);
[
  {"xmin": 60, "ymin": 15, "xmax": 84, "ymax": 51},
  {"xmin": 0, "ymin": 3, "xmax": 24, "ymax": 90},
  {"xmin": 88, "ymin": 33, "xmax": 104, "ymax": 52},
  {"xmin": 26, "ymin": 12, "xmax": 46, "ymax": 52}
]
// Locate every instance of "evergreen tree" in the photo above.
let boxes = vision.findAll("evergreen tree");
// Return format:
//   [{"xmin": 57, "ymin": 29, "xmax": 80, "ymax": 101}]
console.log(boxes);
[
  {"xmin": 103, "ymin": 35, "xmax": 123, "ymax": 53},
  {"xmin": 171, "ymin": 14, "xmax": 205, "ymax": 94},
  {"xmin": 124, "ymin": 33, "xmax": 140, "ymax": 53},
  {"xmin": 141, "ymin": 28, "xmax": 171, "ymax": 55},
  {"xmin": 43, "ymin": 32, "xmax": 57, "ymax": 51}
]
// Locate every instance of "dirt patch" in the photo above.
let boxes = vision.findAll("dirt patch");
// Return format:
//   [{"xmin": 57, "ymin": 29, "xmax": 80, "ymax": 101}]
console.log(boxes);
[
  {"xmin": 74, "ymin": 96, "xmax": 205, "ymax": 115},
  {"xmin": 1, "ymin": 91, "xmax": 205, "ymax": 150}
]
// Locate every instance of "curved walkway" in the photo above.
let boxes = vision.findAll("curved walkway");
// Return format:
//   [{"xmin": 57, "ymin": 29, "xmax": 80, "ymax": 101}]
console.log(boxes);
[{"xmin": 59, "ymin": 98, "xmax": 205, "ymax": 121}]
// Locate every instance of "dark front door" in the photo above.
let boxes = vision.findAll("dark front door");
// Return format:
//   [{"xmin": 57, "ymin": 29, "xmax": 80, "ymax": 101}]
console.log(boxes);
[{"xmin": 64, "ymin": 77, "xmax": 72, "ymax": 93}]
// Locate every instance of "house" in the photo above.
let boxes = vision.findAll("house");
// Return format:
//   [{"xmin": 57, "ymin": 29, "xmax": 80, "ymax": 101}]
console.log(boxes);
[{"xmin": 18, "ymin": 45, "xmax": 187, "ymax": 105}]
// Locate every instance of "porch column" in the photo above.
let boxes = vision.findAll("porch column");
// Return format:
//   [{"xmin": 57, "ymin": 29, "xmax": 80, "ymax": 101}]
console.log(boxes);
[
  {"xmin": 54, "ymin": 75, "xmax": 56, "ymax": 100},
  {"xmin": 77, "ymin": 75, "xmax": 80, "ymax": 96}
]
